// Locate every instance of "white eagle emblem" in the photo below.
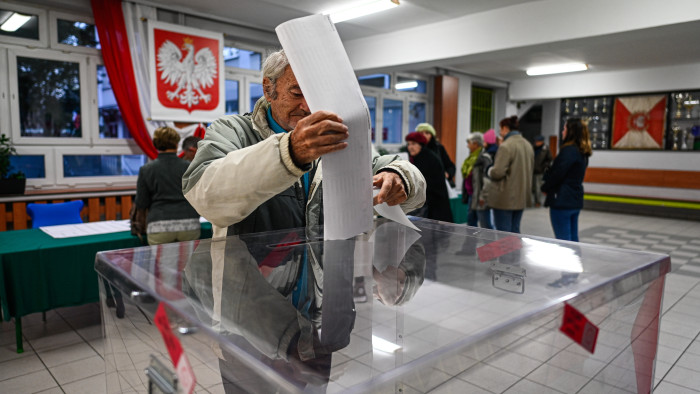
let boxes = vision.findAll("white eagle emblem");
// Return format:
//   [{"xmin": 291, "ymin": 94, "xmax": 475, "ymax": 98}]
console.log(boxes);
[{"xmin": 157, "ymin": 37, "xmax": 217, "ymax": 108}]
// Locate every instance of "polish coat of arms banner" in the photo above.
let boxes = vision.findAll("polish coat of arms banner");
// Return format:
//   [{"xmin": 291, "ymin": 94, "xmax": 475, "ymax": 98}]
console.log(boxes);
[{"xmin": 148, "ymin": 21, "xmax": 224, "ymax": 122}]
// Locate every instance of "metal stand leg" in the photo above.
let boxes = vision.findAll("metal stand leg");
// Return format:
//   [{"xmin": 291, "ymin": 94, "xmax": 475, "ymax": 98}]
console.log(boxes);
[
  {"xmin": 15, "ymin": 317, "xmax": 23, "ymax": 354},
  {"xmin": 42, "ymin": 311, "xmax": 46, "ymax": 322}
]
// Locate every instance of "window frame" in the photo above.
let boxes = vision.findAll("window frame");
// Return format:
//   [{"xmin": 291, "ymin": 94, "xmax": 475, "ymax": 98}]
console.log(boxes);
[
  {"xmin": 0, "ymin": 2, "xmax": 48, "ymax": 48},
  {"xmin": 8, "ymin": 47, "xmax": 91, "ymax": 145},
  {"xmin": 223, "ymin": 41, "xmax": 263, "ymax": 115},
  {"xmin": 48, "ymin": 10, "xmax": 99, "ymax": 55},
  {"xmin": 54, "ymin": 145, "xmax": 145, "ymax": 188},
  {"xmin": 90, "ymin": 56, "xmax": 135, "ymax": 146},
  {"xmin": 13, "ymin": 145, "xmax": 54, "ymax": 190}
]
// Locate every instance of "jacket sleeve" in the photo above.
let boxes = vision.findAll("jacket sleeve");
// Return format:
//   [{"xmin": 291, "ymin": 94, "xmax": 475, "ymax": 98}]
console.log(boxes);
[
  {"xmin": 439, "ymin": 144, "xmax": 456, "ymax": 179},
  {"xmin": 541, "ymin": 147, "xmax": 575, "ymax": 194},
  {"xmin": 134, "ymin": 166, "xmax": 152, "ymax": 210},
  {"xmin": 182, "ymin": 118, "xmax": 306, "ymax": 229},
  {"xmin": 487, "ymin": 143, "xmax": 512, "ymax": 181},
  {"xmin": 372, "ymin": 152, "xmax": 426, "ymax": 214}
]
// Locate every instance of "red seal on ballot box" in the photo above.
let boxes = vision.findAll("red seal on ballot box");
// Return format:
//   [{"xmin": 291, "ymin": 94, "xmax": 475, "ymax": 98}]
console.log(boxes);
[{"xmin": 560, "ymin": 303, "xmax": 599, "ymax": 354}]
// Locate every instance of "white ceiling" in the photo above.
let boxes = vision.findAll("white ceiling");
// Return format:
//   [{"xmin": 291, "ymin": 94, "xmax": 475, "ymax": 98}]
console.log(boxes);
[{"xmin": 38, "ymin": 0, "xmax": 700, "ymax": 83}]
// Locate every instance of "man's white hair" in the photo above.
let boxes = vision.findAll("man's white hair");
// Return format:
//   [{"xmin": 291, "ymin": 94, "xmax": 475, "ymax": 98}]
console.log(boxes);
[{"xmin": 262, "ymin": 49, "xmax": 289, "ymax": 100}]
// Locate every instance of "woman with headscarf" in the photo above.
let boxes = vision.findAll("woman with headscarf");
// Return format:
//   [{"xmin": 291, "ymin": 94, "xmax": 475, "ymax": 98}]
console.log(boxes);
[
  {"xmin": 541, "ymin": 118, "xmax": 592, "ymax": 241},
  {"xmin": 405, "ymin": 131, "xmax": 453, "ymax": 222},
  {"xmin": 415, "ymin": 123, "xmax": 456, "ymax": 188},
  {"xmin": 461, "ymin": 132, "xmax": 493, "ymax": 229}
]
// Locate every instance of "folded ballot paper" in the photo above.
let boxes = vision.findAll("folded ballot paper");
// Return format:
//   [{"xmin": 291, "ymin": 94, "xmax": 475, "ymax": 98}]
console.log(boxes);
[{"xmin": 277, "ymin": 15, "xmax": 418, "ymax": 240}]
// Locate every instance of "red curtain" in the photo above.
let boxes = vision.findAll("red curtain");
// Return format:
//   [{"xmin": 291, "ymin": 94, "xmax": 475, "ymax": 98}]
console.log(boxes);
[{"xmin": 92, "ymin": 0, "xmax": 157, "ymax": 159}]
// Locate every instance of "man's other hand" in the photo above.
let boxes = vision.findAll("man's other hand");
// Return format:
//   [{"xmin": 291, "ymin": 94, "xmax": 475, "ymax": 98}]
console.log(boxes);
[
  {"xmin": 289, "ymin": 111, "xmax": 348, "ymax": 165},
  {"xmin": 373, "ymin": 172, "xmax": 407, "ymax": 206}
]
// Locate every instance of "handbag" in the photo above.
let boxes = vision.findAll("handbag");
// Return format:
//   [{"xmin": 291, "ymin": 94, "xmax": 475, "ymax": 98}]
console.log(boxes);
[{"xmin": 129, "ymin": 204, "xmax": 148, "ymax": 241}]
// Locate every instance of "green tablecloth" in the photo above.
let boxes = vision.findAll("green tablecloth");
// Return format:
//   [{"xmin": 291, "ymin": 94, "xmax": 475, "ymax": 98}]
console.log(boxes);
[
  {"xmin": 450, "ymin": 196, "xmax": 468, "ymax": 224},
  {"xmin": 0, "ymin": 222, "xmax": 212, "ymax": 352}
]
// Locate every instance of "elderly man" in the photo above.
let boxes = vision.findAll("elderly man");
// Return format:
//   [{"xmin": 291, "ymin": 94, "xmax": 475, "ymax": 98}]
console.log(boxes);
[{"xmin": 182, "ymin": 50, "xmax": 425, "ymax": 238}]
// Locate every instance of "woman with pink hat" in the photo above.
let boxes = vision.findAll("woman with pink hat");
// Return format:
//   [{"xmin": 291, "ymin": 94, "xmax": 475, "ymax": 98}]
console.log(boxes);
[{"xmin": 483, "ymin": 128, "xmax": 499, "ymax": 159}]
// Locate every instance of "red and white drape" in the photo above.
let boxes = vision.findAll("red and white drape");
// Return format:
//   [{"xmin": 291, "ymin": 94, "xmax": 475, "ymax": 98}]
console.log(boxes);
[{"xmin": 92, "ymin": 0, "xmax": 158, "ymax": 159}]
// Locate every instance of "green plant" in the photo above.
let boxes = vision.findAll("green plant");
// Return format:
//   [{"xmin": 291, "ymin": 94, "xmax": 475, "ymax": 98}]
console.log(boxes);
[{"xmin": 0, "ymin": 133, "xmax": 25, "ymax": 180}]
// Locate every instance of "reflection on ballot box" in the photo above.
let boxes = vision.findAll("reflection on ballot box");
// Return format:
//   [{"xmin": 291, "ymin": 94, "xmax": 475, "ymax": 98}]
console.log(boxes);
[{"xmin": 96, "ymin": 217, "xmax": 669, "ymax": 393}]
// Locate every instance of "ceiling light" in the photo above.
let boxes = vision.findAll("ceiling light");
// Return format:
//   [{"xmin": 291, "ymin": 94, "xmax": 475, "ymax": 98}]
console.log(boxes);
[
  {"xmin": 324, "ymin": 0, "xmax": 399, "ymax": 24},
  {"xmin": 1, "ymin": 13, "xmax": 31, "ymax": 32},
  {"xmin": 396, "ymin": 81, "xmax": 418, "ymax": 90},
  {"xmin": 372, "ymin": 335, "xmax": 401, "ymax": 353},
  {"xmin": 526, "ymin": 63, "xmax": 588, "ymax": 76}
]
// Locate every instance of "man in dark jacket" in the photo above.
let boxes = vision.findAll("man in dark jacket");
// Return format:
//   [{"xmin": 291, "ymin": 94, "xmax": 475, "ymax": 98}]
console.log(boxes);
[{"xmin": 532, "ymin": 135, "xmax": 553, "ymax": 207}]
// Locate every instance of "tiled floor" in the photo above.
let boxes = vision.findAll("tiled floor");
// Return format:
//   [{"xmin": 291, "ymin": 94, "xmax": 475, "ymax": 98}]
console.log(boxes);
[{"xmin": 1, "ymin": 207, "xmax": 699, "ymax": 393}]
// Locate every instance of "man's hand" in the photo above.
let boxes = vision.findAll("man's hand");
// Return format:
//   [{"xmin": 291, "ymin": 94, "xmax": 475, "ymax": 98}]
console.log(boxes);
[
  {"xmin": 289, "ymin": 111, "xmax": 348, "ymax": 165},
  {"xmin": 373, "ymin": 172, "xmax": 407, "ymax": 206}
]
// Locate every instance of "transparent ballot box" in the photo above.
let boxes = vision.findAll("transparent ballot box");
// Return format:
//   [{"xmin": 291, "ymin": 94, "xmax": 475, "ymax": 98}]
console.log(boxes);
[{"xmin": 95, "ymin": 217, "xmax": 669, "ymax": 393}]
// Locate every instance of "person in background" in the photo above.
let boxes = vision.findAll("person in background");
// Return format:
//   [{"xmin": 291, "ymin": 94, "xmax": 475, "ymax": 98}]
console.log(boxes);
[
  {"xmin": 416, "ymin": 123, "xmax": 456, "ymax": 188},
  {"xmin": 532, "ymin": 135, "xmax": 552, "ymax": 207},
  {"xmin": 461, "ymin": 132, "xmax": 493, "ymax": 229},
  {"xmin": 483, "ymin": 128, "xmax": 499, "ymax": 160},
  {"xmin": 134, "ymin": 127, "xmax": 200, "ymax": 245},
  {"xmin": 486, "ymin": 116, "xmax": 534, "ymax": 233},
  {"xmin": 541, "ymin": 118, "xmax": 592, "ymax": 241},
  {"xmin": 135, "ymin": 127, "xmax": 201, "ymax": 245},
  {"xmin": 181, "ymin": 135, "xmax": 202, "ymax": 162},
  {"xmin": 405, "ymin": 131, "xmax": 453, "ymax": 222}
]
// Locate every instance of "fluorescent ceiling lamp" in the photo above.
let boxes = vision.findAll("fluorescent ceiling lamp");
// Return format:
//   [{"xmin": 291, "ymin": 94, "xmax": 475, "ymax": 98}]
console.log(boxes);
[
  {"xmin": 372, "ymin": 335, "xmax": 401, "ymax": 353},
  {"xmin": 1, "ymin": 13, "xmax": 31, "ymax": 32},
  {"xmin": 526, "ymin": 63, "xmax": 588, "ymax": 76},
  {"xmin": 396, "ymin": 81, "xmax": 418, "ymax": 90},
  {"xmin": 324, "ymin": 0, "xmax": 399, "ymax": 24}
]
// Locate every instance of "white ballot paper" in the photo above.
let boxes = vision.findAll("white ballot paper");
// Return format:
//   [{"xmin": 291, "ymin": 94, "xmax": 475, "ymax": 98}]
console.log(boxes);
[
  {"xmin": 40, "ymin": 220, "xmax": 131, "ymax": 238},
  {"xmin": 276, "ymin": 15, "xmax": 373, "ymax": 240},
  {"xmin": 372, "ymin": 189, "xmax": 420, "ymax": 232}
]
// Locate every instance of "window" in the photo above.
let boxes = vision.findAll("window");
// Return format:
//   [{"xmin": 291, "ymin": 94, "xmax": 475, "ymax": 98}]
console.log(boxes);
[
  {"xmin": 359, "ymin": 72, "xmax": 430, "ymax": 148},
  {"xmin": 97, "ymin": 65, "xmax": 130, "ymax": 139},
  {"xmin": 225, "ymin": 79, "xmax": 240, "ymax": 115},
  {"xmin": 0, "ymin": 9, "xmax": 39, "ymax": 40},
  {"xmin": 408, "ymin": 101, "xmax": 426, "ymax": 132},
  {"xmin": 249, "ymin": 83, "xmax": 263, "ymax": 112},
  {"xmin": 63, "ymin": 154, "xmax": 146, "ymax": 177},
  {"xmin": 223, "ymin": 46, "xmax": 261, "ymax": 71},
  {"xmin": 0, "ymin": 4, "xmax": 47, "ymax": 47},
  {"xmin": 364, "ymin": 96, "xmax": 377, "ymax": 142},
  {"xmin": 396, "ymin": 76, "xmax": 427, "ymax": 94},
  {"xmin": 383, "ymin": 99, "xmax": 403, "ymax": 144},
  {"xmin": 17, "ymin": 56, "xmax": 82, "ymax": 138},
  {"xmin": 359, "ymin": 74, "xmax": 390, "ymax": 89},
  {"xmin": 56, "ymin": 19, "xmax": 99, "ymax": 49},
  {"xmin": 471, "ymin": 87, "xmax": 493, "ymax": 132},
  {"xmin": 9, "ymin": 155, "xmax": 44, "ymax": 178}
]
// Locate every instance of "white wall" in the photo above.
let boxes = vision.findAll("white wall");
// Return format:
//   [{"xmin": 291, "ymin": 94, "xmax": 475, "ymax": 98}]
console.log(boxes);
[
  {"xmin": 509, "ymin": 63, "xmax": 700, "ymax": 101},
  {"xmin": 454, "ymin": 75, "xmax": 472, "ymax": 192},
  {"xmin": 344, "ymin": 0, "xmax": 700, "ymax": 73}
]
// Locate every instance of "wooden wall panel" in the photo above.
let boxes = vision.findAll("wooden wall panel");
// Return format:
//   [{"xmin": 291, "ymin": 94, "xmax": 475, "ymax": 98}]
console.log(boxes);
[
  {"xmin": 121, "ymin": 195, "xmax": 132, "ymax": 220},
  {"xmin": 433, "ymin": 75, "xmax": 459, "ymax": 165},
  {"xmin": 0, "ymin": 203, "xmax": 5, "ymax": 232},
  {"xmin": 88, "ymin": 198, "xmax": 100, "ymax": 222},
  {"xmin": 585, "ymin": 168, "xmax": 700, "ymax": 190},
  {"xmin": 12, "ymin": 202, "xmax": 27, "ymax": 230},
  {"xmin": 1, "ymin": 194, "xmax": 136, "ymax": 231},
  {"xmin": 105, "ymin": 197, "xmax": 117, "ymax": 220}
]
